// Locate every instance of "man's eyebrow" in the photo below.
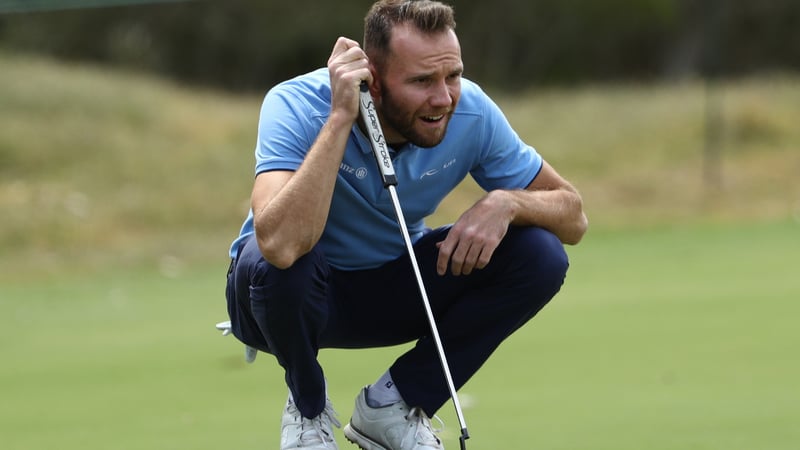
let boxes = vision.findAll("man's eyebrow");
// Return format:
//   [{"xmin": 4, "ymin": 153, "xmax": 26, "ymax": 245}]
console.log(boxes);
[
  {"xmin": 405, "ymin": 72, "xmax": 434, "ymax": 82},
  {"xmin": 407, "ymin": 67, "xmax": 463, "ymax": 81}
]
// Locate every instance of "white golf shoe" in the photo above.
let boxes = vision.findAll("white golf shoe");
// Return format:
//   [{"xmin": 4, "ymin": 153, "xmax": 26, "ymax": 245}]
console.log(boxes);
[
  {"xmin": 281, "ymin": 394, "xmax": 341, "ymax": 449},
  {"xmin": 343, "ymin": 387, "xmax": 444, "ymax": 450}
]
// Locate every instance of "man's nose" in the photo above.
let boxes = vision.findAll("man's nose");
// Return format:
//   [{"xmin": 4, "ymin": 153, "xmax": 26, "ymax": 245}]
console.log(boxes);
[{"xmin": 429, "ymin": 80, "xmax": 453, "ymax": 108}]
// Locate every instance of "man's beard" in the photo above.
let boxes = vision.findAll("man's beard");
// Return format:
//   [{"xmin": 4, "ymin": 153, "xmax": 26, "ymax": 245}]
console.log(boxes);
[{"xmin": 379, "ymin": 87, "xmax": 452, "ymax": 148}]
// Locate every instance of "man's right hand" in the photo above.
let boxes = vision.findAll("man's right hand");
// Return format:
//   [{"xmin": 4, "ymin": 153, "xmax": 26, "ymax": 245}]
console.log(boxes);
[
  {"xmin": 327, "ymin": 37, "xmax": 372, "ymax": 123},
  {"xmin": 253, "ymin": 38, "xmax": 370, "ymax": 268}
]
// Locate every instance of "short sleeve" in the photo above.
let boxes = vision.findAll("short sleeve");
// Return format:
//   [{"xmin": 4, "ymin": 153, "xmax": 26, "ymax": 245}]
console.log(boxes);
[
  {"xmin": 469, "ymin": 90, "xmax": 543, "ymax": 191},
  {"xmin": 253, "ymin": 86, "xmax": 315, "ymax": 176}
]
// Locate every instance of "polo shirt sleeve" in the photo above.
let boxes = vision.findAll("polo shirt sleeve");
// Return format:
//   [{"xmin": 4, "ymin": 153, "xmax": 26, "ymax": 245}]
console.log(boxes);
[
  {"xmin": 469, "ymin": 89, "xmax": 543, "ymax": 191},
  {"xmin": 253, "ymin": 85, "xmax": 314, "ymax": 176}
]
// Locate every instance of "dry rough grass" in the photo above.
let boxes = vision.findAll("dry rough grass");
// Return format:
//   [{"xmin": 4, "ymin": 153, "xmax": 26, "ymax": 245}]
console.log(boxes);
[
  {"xmin": 2, "ymin": 50, "xmax": 799, "ymax": 276},
  {"xmin": 435, "ymin": 77, "xmax": 800, "ymax": 228}
]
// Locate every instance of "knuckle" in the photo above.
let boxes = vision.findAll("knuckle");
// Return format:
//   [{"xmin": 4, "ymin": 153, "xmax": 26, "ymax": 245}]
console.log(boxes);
[{"xmin": 477, "ymin": 255, "xmax": 491, "ymax": 268}]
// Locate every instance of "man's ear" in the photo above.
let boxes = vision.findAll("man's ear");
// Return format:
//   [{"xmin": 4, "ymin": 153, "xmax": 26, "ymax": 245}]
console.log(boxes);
[{"xmin": 368, "ymin": 65, "xmax": 382, "ymax": 102}]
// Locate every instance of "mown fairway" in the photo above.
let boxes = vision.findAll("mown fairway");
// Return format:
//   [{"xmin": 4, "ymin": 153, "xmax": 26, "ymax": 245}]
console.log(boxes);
[{"xmin": 2, "ymin": 51, "xmax": 799, "ymax": 449}]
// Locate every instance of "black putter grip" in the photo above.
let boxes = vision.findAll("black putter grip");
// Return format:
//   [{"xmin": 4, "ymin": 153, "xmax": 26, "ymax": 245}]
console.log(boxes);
[{"xmin": 359, "ymin": 82, "xmax": 398, "ymax": 187}]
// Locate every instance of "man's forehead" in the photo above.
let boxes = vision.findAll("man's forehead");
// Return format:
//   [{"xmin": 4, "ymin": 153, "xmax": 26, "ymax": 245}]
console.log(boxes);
[{"xmin": 387, "ymin": 23, "xmax": 462, "ymax": 68}]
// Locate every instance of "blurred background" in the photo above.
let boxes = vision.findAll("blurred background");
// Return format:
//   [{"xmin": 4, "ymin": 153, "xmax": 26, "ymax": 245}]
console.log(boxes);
[
  {"xmin": 1, "ymin": 0, "xmax": 799, "ymax": 270},
  {"xmin": 1, "ymin": 1, "xmax": 798, "ymax": 449},
  {"xmin": 2, "ymin": 0, "xmax": 800, "ymax": 90}
]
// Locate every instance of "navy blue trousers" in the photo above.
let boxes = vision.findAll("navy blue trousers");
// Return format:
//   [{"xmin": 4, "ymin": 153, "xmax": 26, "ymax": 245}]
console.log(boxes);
[{"xmin": 225, "ymin": 225, "xmax": 569, "ymax": 419}]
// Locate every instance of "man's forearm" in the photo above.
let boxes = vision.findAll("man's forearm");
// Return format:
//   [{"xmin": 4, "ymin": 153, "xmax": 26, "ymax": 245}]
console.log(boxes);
[
  {"xmin": 253, "ymin": 114, "xmax": 353, "ymax": 267},
  {"xmin": 496, "ymin": 188, "xmax": 588, "ymax": 245}
]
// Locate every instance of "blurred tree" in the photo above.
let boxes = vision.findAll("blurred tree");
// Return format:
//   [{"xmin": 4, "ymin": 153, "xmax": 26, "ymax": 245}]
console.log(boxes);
[
  {"xmin": 0, "ymin": 0, "xmax": 798, "ymax": 92},
  {"xmin": 456, "ymin": 0, "xmax": 679, "ymax": 87}
]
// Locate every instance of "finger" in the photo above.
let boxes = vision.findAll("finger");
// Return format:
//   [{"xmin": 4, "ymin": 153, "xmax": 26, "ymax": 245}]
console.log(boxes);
[
  {"xmin": 330, "ymin": 50, "xmax": 368, "ymax": 76},
  {"xmin": 436, "ymin": 240, "xmax": 453, "ymax": 276},
  {"xmin": 329, "ymin": 36, "xmax": 361, "ymax": 63},
  {"xmin": 474, "ymin": 242, "xmax": 496, "ymax": 270},
  {"xmin": 329, "ymin": 47, "xmax": 371, "ymax": 87},
  {"xmin": 449, "ymin": 240, "xmax": 474, "ymax": 276},
  {"xmin": 460, "ymin": 242, "xmax": 485, "ymax": 275},
  {"xmin": 337, "ymin": 58, "xmax": 371, "ymax": 81}
]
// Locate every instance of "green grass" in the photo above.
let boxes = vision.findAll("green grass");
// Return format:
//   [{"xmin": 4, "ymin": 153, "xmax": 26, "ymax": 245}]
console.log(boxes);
[
  {"xmin": 2, "ymin": 221, "xmax": 798, "ymax": 449},
  {"xmin": 1, "ymin": 50, "xmax": 800, "ymax": 448}
]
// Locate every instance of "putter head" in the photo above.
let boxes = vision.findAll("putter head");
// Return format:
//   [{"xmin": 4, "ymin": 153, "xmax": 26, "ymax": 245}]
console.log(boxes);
[{"xmin": 459, "ymin": 428, "xmax": 469, "ymax": 450}]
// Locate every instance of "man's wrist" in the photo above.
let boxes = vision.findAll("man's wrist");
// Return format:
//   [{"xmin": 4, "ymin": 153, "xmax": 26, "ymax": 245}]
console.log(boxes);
[{"xmin": 327, "ymin": 108, "xmax": 358, "ymax": 131}]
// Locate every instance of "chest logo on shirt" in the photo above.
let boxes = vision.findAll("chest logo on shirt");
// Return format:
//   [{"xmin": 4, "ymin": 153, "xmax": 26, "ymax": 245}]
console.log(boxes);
[
  {"xmin": 420, "ymin": 158, "xmax": 457, "ymax": 180},
  {"xmin": 340, "ymin": 162, "xmax": 368, "ymax": 180}
]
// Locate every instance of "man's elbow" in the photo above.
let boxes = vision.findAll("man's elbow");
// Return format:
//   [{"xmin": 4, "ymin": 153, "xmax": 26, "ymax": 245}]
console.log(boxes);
[
  {"xmin": 256, "ymin": 234, "xmax": 313, "ymax": 269},
  {"xmin": 561, "ymin": 212, "xmax": 589, "ymax": 245}
]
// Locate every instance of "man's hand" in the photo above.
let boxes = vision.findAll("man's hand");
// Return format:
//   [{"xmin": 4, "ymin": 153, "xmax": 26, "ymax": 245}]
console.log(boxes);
[
  {"xmin": 436, "ymin": 191, "xmax": 514, "ymax": 276},
  {"xmin": 327, "ymin": 37, "xmax": 372, "ymax": 123},
  {"xmin": 436, "ymin": 160, "xmax": 587, "ymax": 276}
]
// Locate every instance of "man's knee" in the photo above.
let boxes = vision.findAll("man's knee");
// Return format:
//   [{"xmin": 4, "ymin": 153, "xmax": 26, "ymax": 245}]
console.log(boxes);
[
  {"xmin": 227, "ymin": 237, "xmax": 329, "ymax": 349},
  {"xmin": 248, "ymin": 245, "xmax": 330, "ymax": 314},
  {"xmin": 507, "ymin": 226, "xmax": 569, "ymax": 291}
]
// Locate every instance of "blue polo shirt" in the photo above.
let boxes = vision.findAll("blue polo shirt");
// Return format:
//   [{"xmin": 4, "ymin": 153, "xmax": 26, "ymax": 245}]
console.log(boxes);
[{"xmin": 230, "ymin": 68, "xmax": 542, "ymax": 270}]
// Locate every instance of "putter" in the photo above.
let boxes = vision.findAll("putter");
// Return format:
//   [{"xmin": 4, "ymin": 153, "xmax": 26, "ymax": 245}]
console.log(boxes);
[{"xmin": 359, "ymin": 81, "xmax": 470, "ymax": 450}]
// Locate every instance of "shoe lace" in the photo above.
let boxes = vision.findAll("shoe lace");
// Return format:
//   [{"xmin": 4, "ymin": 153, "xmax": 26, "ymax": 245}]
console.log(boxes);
[
  {"xmin": 402, "ymin": 407, "xmax": 443, "ymax": 448},
  {"xmin": 300, "ymin": 399, "xmax": 341, "ymax": 448}
]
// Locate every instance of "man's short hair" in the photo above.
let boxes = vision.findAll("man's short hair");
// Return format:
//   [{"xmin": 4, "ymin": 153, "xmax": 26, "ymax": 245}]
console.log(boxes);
[{"xmin": 363, "ymin": 0, "xmax": 456, "ymax": 69}]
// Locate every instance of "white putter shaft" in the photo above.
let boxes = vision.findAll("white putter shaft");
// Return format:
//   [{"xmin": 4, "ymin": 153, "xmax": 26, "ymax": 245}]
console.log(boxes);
[{"xmin": 358, "ymin": 82, "xmax": 470, "ymax": 450}]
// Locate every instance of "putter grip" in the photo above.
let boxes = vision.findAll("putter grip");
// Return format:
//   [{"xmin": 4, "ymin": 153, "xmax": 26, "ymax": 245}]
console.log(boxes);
[{"xmin": 359, "ymin": 82, "xmax": 397, "ymax": 187}]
